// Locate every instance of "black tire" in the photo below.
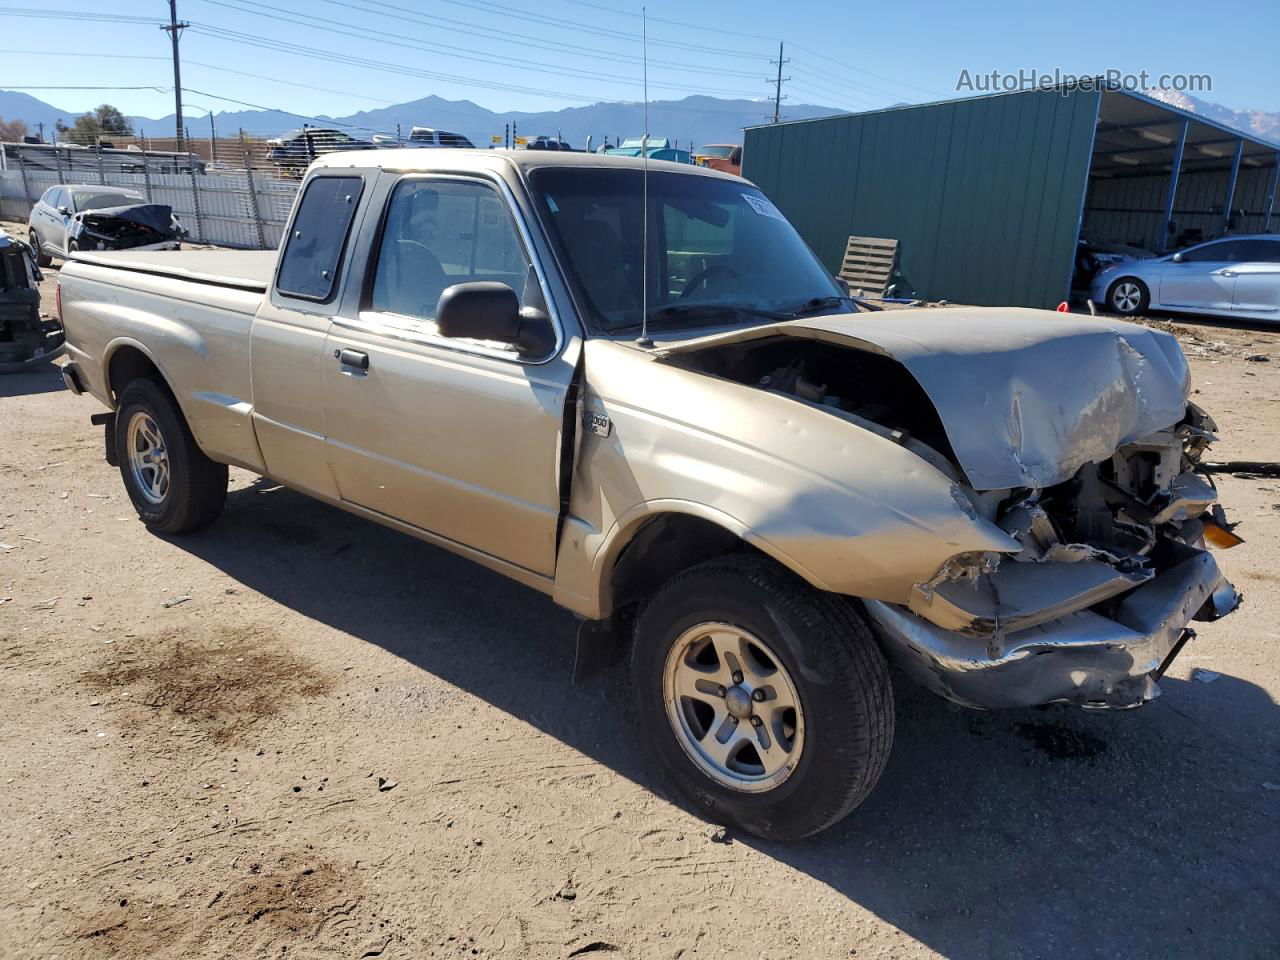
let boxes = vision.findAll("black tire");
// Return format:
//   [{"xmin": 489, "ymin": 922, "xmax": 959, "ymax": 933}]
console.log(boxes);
[
  {"xmin": 631, "ymin": 556, "xmax": 894, "ymax": 841},
  {"xmin": 29, "ymin": 229, "xmax": 51, "ymax": 267},
  {"xmin": 1106, "ymin": 276, "xmax": 1150, "ymax": 316},
  {"xmin": 114, "ymin": 378, "xmax": 228, "ymax": 534}
]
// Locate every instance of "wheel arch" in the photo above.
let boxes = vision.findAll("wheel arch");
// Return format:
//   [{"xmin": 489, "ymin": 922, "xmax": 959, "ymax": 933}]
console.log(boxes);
[
  {"xmin": 1106, "ymin": 274, "xmax": 1150, "ymax": 312},
  {"xmin": 103, "ymin": 340, "xmax": 209, "ymax": 451},
  {"xmin": 586, "ymin": 501, "xmax": 829, "ymax": 620},
  {"xmin": 105, "ymin": 339, "xmax": 174, "ymax": 406}
]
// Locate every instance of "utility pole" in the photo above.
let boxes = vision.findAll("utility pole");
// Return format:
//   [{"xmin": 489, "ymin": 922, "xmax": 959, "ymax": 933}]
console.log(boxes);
[
  {"xmin": 208, "ymin": 110, "xmax": 216, "ymax": 164},
  {"xmin": 36, "ymin": 121, "xmax": 44, "ymax": 143},
  {"xmin": 770, "ymin": 42, "xmax": 790, "ymax": 123},
  {"xmin": 162, "ymin": 0, "xmax": 189, "ymax": 150}
]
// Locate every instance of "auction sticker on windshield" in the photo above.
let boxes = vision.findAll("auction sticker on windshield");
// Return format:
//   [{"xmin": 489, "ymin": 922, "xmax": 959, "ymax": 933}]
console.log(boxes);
[{"xmin": 742, "ymin": 194, "xmax": 787, "ymax": 221}]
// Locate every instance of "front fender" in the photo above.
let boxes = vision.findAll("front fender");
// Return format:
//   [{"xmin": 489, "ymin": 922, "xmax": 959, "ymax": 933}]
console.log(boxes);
[{"xmin": 551, "ymin": 340, "xmax": 1017, "ymax": 619}]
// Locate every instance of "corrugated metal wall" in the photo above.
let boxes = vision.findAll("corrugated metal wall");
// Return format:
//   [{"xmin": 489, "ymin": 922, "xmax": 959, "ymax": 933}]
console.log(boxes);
[
  {"xmin": 743, "ymin": 89, "xmax": 1101, "ymax": 308},
  {"xmin": 1084, "ymin": 164, "xmax": 1277, "ymax": 251}
]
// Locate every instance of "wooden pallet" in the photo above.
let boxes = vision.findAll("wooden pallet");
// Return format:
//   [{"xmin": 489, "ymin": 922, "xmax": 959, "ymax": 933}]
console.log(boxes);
[{"xmin": 838, "ymin": 235, "xmax": 899, "ymax": 297}]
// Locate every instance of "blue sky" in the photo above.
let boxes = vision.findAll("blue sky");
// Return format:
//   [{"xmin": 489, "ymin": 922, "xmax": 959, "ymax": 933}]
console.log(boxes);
[{"xmin": 2, "ymin": 0, "xmax": 1277, "ymax": 125}]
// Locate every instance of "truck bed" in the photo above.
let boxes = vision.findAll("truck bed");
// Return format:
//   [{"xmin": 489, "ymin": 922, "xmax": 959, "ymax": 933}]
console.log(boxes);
[{"xmin": 69, "ymin": 249, "xmax": 276, "ymax": 292}]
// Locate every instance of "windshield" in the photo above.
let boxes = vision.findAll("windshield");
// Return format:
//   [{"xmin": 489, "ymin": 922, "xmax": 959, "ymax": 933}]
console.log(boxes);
[
  {"xmin": 697, "ymin": 145, "xmax": 736, "ymax": 159},
  {"xmin": 73, "ymin": 191, "xmax": 143, "ymax": 212},
  {"xmin": 529, "ymin": 168, "xmax": 851, "ymax": 334}
]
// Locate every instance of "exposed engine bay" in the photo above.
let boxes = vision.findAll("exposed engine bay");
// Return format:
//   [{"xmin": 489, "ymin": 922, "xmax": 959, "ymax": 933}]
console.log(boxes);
[
  {"xmin": 69, "ymin": 203, "xmax": 185, "ymax": 252},
  {"xmin": 663, "ymin": 329, "xmax": 1241, "ymax": 710}
]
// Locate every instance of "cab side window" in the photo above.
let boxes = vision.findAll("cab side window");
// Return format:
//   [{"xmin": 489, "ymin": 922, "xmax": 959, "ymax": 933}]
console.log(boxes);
[
  {"xmin": 276, "ymin": 175, "xmax": 363, "ymax": 302},
  {"xmin": 370, "ymin": 179, "xmax": 532, "ymax": 323}
]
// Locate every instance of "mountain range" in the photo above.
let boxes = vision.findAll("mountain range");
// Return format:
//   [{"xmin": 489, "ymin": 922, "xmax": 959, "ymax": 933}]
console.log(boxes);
[
  {"xmin": 0, "ymin": 91, "xmax": 844, "ymax": 148},
  {"xmin": 1141, "ymin": 89, "xmax": 1280, "ymax": 143},
  {"xmin": 4, "ymin": 88, "xmax": 1278, "ymax": 149}
]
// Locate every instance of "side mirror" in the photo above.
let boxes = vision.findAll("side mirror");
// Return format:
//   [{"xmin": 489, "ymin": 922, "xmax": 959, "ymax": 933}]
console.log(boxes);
[
  {"xmin": 57, "ymin": 206, "xmax": 71, "ymax": 217},
  {"xmin": 1172, "ymin": 252, "xmax": 1183, "ymax": 263},
  {"xmin": 435, "ymin": 282, "xmax": 555, "ymax": 357}
]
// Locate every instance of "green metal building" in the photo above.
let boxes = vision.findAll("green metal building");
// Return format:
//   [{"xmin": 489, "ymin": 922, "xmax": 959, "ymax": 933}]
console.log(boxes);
[{"xmin": 743, "ymin": 87, "xmax": 1280, "ymax": 309}]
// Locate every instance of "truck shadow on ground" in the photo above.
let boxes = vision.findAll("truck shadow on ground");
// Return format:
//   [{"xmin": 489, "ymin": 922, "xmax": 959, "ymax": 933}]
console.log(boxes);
[
  {"xmin": 0, "ymin": 365, "xmax": 66, "ymax": 397},
  {"xmin": 173, "ymin": 478, "xmax": 1280, "ymax": 960}
]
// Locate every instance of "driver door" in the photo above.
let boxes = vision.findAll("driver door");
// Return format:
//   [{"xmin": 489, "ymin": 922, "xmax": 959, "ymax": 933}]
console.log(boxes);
[{"xmin": 320, "ymin": 173, "xmax": 574, "ymax": 578}]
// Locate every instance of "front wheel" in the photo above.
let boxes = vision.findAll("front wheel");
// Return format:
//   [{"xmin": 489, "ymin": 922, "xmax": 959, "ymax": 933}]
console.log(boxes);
[
  {"xmin": 29, "ymin": 229, "xmax": 51, "ymax": 267},
  {"xmin": 115, "ymin": 378, "xmax": 228, "ymax": 534},
  {"xmin": 632, "ymin": 556, "xmax": 894, "ymax": 841},
  {"xmin": 1108, "ymin": 276, "xmax": 1150, "ymax": 315}
]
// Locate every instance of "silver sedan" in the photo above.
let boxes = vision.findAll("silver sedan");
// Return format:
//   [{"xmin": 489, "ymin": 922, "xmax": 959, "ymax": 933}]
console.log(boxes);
[{"xmin": 1091, "ymin": 234, "xmax": 1280, "ymax": 323}]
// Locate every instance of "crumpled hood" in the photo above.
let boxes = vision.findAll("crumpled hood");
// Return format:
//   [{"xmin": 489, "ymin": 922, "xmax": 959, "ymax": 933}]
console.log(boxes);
[
  {"xmin": 654, "ymin": 306, "xmax": 1191, "ymax": 490},
  {"xmin": 77, "ymin": 203, "xmax": 176, "ymax": 235}
]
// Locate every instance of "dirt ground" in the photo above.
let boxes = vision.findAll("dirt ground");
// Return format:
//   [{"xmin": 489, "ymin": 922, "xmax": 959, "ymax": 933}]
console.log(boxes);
[{"xmin": 2, "ymin": 258, "xmax": 1279, "ymax": 960}]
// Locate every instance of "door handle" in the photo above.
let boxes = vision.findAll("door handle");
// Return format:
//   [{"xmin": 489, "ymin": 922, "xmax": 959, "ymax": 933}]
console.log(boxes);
[
  {"xmin": 336, "ymin": 348, "xmax": 369, "ymax": 371},
  {"xmin": 1220, "ymin": 270, "xmax": 1236, "ymax": 277}
]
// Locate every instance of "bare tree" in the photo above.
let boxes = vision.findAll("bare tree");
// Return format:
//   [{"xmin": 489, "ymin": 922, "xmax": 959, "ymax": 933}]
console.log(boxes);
[{"xmin": 0, "ymin": 116, "xmax": 29, "ymax": 142}]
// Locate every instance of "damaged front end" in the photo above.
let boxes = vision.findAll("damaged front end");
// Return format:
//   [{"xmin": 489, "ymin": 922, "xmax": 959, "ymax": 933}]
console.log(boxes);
[
  {"xmin": 70, "ymin": 204, "xmax": 185, "ymax": 252},
  {"xmin": 654, "ymin": 308, "xmax": 1242, "ymax": 711},
  {"xmin": 867, "ymin": 404, "xmax": 1241, "ymax": 710}
]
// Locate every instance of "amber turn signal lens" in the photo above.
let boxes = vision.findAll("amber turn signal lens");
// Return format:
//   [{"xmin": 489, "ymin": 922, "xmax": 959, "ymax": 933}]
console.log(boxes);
[{"xmin": 1204, "ymin": 521, "xmax": 1244, "ymax": 549}]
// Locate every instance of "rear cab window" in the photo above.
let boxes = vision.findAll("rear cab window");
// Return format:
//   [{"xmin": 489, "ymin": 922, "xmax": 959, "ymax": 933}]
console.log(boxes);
[{"xmin": 276, "ymin": 175, "xmax": 364, "ymax": 302}]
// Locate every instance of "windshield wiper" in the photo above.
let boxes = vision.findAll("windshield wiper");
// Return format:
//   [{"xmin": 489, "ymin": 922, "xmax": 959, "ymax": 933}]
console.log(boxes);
[
  {"xmin": 782, "ymin": 295, "xmax": 865, "ymax": 317},
  {"xmin": 632, "ymin": 302, "xmax": 794, "ymax": 330}
]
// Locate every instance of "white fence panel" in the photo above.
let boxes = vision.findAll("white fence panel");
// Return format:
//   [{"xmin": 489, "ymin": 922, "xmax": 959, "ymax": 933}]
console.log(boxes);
[{"xmin": 0, "ymin": 162, "xmax": 297, "ymax": 250}]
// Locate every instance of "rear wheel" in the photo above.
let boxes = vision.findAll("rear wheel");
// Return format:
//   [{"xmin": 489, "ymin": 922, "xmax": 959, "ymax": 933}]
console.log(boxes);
[
  {"xmin": 115, "ymin": 378, "xmax": 228, "ymax": 534},
  {"xmin": 29, "ymin": 229, "xmax": 51, "ymax": 267},
  {"xmin": 632, "ymin": 556, "xmax": 894, "ymax": 841},
  {"xmin": 1108, "ymin": 277, "xmax": 1150, "ymax": 316}
]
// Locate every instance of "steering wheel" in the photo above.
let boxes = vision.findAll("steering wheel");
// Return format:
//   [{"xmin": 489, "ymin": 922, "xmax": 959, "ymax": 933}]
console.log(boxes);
[{"xmin": 679, "ymin": 263, "xmax": 739, "ymax": 299}]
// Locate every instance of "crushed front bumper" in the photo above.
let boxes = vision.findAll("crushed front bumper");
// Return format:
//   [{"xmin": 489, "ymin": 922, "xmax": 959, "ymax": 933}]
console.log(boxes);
[{"xmin": 865, "ymin": 548, "xmax": 1240, "ymax": 710}]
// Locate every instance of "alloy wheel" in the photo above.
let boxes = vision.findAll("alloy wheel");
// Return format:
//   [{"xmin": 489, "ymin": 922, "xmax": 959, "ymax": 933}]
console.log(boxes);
[
  {"xmin": 662, "ymin": 622, "xmax": 805, "ymax": 793},
  {"xmin": 126, "ymin": 411, "xmax": 170, "ymax": 505},
  {"xmin": 1113, "ymin": 281, "xmax": 1142, "ymax": 313}
]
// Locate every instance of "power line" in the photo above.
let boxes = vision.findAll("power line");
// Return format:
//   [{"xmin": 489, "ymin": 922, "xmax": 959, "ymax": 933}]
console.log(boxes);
[
  {"xmin": 0, "ymin": 8, "xmax": 167, "ymax": 24},
  {"xmin": 191, "ymin": 0, "xmax": 765, "ymax": 98},
  {"xmin": 0, "ymin": 50, "xmax": 407, "ymax": 106},
  {"xmin": 789, "ymin": 43, "xmax": 945, "ymax": 98},
  {"xmin": 427, "ymin": 0, "xmax": 763, "ymax": 59},
  {"xmin": 311, "ymin": 0, "xmax": 764, "ymax": 79},
  {"xmin": 188, "ymin": 24, "xmax": 603, "ymax": 102},
  {"xmin": 0, "ymin": 85, "xmax": 169, "ymax": 91},
  {"xmin": 0, "ymin": 50, "xmax": 168, "ymax": 62},
  {"xmin": 788, "ymin": 64, "xmax": 909, "ymax": 105},
  {"xmin": 537, "ymin": 0, "xmax": 944, "ymax": 102},
  {"xmin": 785, "ymin": 71, "xmax": 887, "ymax": 110}
]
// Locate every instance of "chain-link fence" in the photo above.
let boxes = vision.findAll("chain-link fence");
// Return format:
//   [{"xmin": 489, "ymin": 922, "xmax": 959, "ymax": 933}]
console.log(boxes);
[{"xmin": 0, "ymin": 132, "xmax": 304, "ymax": 249}]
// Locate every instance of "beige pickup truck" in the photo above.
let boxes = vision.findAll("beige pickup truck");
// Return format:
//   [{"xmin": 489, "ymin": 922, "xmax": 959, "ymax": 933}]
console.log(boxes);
[{"xmin": 57, "ymin": 150, "xmax": 1241, "ymax": 840}]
